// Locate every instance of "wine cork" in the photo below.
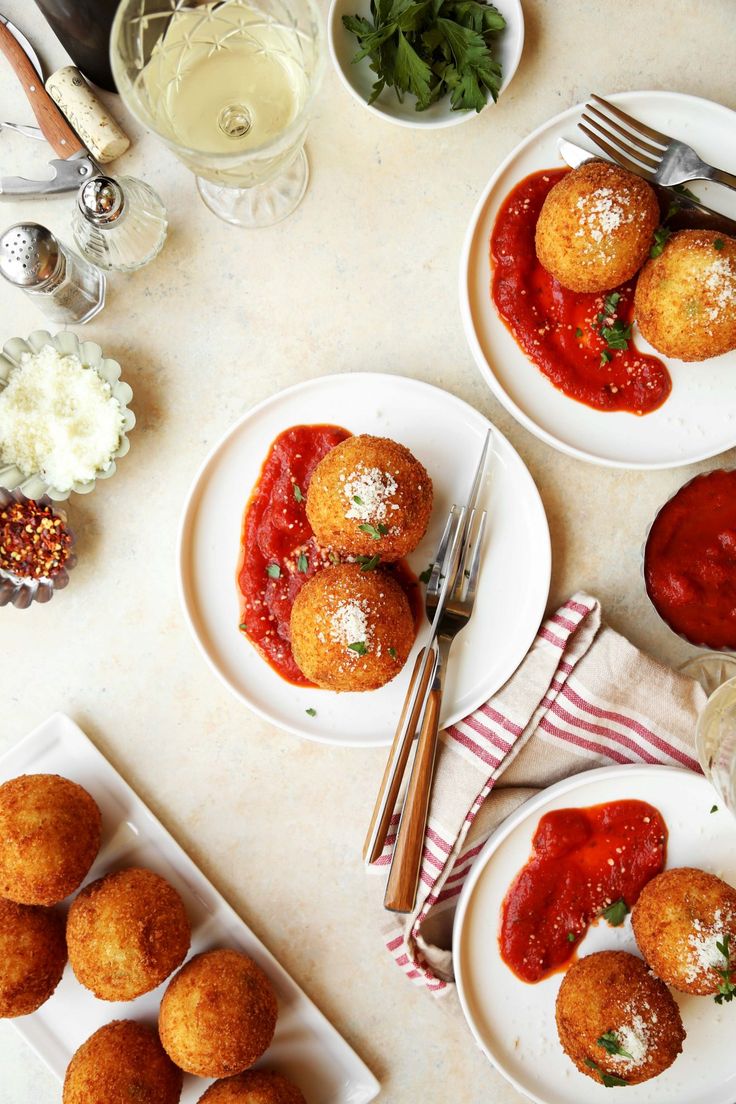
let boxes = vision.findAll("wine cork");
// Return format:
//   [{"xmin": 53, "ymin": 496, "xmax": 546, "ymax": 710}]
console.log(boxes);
[{"xmin": 45, "ymin": 66, "xmax": 130, "ymax": 164}]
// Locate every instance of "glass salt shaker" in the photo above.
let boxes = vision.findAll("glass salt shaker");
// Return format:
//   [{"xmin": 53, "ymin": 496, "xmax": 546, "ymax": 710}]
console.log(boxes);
[
  {"xmin": 72, "ymin": 175, "xmax": 167, "ymax": 272},
  {"xmin": 0, "ymin": 222, "xmax": 105, "ymax": 324}
]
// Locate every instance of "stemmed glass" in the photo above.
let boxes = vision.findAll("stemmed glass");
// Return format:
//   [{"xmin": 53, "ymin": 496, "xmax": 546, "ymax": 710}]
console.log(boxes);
[{"xmin": 110, "ymin": 0, "xmax": 324, "ymax": 228}]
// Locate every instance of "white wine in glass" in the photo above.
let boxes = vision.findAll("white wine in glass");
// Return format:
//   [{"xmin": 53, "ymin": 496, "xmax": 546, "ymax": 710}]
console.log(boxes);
[{"xmin": 111, "ymin": 0, "xmax": 324, "ymax": 227}]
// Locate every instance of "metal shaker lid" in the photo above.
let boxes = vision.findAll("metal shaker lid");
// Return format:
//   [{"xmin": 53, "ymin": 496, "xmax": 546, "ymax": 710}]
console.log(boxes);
[
  {"xmin": 78, "ymin": 176, "xmax": 125, "ymax": 224},
  {"xmin": 0, "ymin": 223, "xmax": 61, "ymax": 287}
]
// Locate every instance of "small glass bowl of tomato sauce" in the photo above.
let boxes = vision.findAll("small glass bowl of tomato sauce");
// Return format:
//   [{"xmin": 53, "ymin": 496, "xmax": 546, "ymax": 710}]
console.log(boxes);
[{"xmin": 644, "ymin": 468, "xmax": 736, "ymax": 651}]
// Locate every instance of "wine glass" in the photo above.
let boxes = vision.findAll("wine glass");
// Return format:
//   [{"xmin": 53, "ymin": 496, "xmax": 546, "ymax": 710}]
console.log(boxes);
[
  {"xmin": 110, "ymin": 0, "xmax": 324, "ymax": 228},
  {"xmin": 680, "ymin": 654, "xmax": 736, "ymax": 817}
]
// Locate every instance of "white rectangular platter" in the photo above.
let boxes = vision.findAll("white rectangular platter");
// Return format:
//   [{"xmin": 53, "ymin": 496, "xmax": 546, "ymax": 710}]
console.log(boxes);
[{"xmin": 1, "ymin": 712, "xmax": 379, "ymax": 1104}]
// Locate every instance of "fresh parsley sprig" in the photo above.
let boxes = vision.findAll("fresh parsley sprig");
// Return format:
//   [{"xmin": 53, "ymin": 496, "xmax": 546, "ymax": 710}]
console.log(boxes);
[
  {"xmin": 598, "ymin": 1031, "xmax": 633, "ymax": 1060},
  {"xmin": 600, "ymin": 898, "xmax": 629, "ymax": 927},
  {"xmin": 714, "ymin": 933, "xmax": 736, "ymax": 1004},
  {"xmin": 343, "ymin": 0, "xmax": 506, "ymax": 114},
  {"xmin": 584, "ymin": 1057, "xmax": 628, "ymax": 1088}
]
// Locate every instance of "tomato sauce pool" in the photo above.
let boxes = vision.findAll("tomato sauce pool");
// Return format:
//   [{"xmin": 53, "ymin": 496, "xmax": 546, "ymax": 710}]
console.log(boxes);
[
  {"xmin": 499, "ymin": 799, "xmax": 667, "ymax": 983},
  {"xmin": 645, "ymin": 468, "xmax": 736, "ymax": 650},
  {"xmin": 491, "ymin": 168, "xmax": 671, "ymax": 414},
  {"xmin": 237, "ymin": 425, "xmax": 422, "ymax": 686}
]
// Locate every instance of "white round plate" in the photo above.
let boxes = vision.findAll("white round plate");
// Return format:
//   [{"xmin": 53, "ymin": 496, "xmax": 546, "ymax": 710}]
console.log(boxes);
[
  {"xmin": 454, "ymin": 764, "xmax": 736, "ymax": 1104},
  {"xmin": 178, "ymin": 373, "xmax": 550, "ymax": 746},
  {"xmin": 328, "ymin": 0, "xmax": 523, "ymax": 129},
  {"xmin": 460, "ymin": 91, "xmax": 736, "ymax": 469}
]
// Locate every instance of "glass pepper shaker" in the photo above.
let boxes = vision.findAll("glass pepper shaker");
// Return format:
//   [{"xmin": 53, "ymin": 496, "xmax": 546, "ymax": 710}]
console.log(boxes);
[
  {"xmin": 72, "ymin": 175, "xmax": 168, "ymax": 273},
  {"xmin": 0, "ymin": 222, "xmax": 105, "ymax": 325}
]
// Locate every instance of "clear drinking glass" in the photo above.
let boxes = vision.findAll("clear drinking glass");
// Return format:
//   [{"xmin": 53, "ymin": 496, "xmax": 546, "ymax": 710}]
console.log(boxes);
[
  {"xmin": 110, "ymin": 0, "xmax": 324, "ymax": 228},
  {"xmin": 681, "ymin": 655, "xmax": 736, "ymax": 817}
]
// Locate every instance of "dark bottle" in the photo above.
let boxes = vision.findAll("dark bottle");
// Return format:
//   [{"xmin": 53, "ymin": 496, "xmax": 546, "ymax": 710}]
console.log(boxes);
[{"xmin": 34, "ymin": 0, "xmax": 119, "ymax": 93}]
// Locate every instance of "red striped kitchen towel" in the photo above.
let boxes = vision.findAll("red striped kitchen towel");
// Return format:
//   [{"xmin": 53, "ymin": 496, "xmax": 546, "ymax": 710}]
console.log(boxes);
[{"xmin": 369, "ymin": 593, "xmax": 706, "ymax": 998}]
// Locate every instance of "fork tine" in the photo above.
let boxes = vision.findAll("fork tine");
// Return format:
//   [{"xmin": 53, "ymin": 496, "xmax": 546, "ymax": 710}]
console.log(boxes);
[
  {"xmin": 583, "ymin": 106, "xmax": 663, "ymax": 162},
  {"xmin": 427, "ymin": 504, "xmax": 460, "ymax": 597},
  {"xmin": 578, "ymin": 123, "xmax": 655, "ymax": 181},
  {"xmin": 461, "ymin": 510, "xmax": 487, "ymax": 607},
  {"xmin": 590, "ymin": 94, "xmax": 669, "ymax": 148},
  {"xmin": 466, "ymin": 428, "xmax": 492, "ymax": 516},
  {"xmin": 581, "ymin": 113, "xmax": 660, "ymax": 172}
]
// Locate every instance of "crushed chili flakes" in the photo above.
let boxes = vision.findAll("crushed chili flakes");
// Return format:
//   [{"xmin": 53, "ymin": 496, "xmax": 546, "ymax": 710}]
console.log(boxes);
[{"xmin": 0, "ymin": 499, "xmax": 72, "ymax": 580}]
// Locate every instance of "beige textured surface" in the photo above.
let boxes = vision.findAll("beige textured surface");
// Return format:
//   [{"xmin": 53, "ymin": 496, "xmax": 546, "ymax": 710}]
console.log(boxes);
[{"xmin": 0, "ymin": 2, "xmax": 735, "ymax": 1101}]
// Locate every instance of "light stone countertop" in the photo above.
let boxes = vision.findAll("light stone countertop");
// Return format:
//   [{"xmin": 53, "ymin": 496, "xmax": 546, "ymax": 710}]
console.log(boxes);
[{"xmin": 0, "ymin": 2, "xmax": 735, "ymax": 1102}]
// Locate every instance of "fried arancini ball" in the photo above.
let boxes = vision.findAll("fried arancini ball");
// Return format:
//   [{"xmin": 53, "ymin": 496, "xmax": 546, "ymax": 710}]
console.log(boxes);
[
  {"xmin": 63, "ymin": 1020, "xmax": 182, "ymax": 1104},
  {"xmin": 159, "ymin": 949, "xmax": 278, "ymax": 1078},
  {"xmin": 535, "ymin": 161, "xmax": 659, "ymax": 293},
  {"xmin": 634, "ymin": 230, "xmax": 736, "ymax": 360},
  {"xmin": 555, "ymin": 951, "xmax": 684, "ymax": 1087},
  {"xmin": 0, "ymin": 774, "xmax": 101, "ymax": 905},
  {"xmin": 290, "ymin": 563, "xmax": 414, "ymax": 691},
  {"xmin": 66, "ymin": 867, "xmax": 191, "ymax": 1001},
  {"xmin": 0, "ymin": 897, "xmax": 66, "ymax": 1017},
  {"xmin": 198, "ymin": 1070, "xmax": 306, "ymax": 1104},
  {"xmin": 306, "ymin": 435, "xmax": 432, "ymax": 561},
  {"xmin": 632, "ymin": 866, "xmax": 736, "ymax": 995}
]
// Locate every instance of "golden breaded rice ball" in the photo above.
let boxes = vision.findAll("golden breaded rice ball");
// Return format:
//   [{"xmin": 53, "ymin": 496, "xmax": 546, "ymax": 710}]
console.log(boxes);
[
  {"xmin": 159, "ymin": 949, "xmax": 278, "ymax": 1078},
  {"xmin": 306, "ymin": 435, "xmax": 432, "ymax": 562},
  {"xmin": 198, "ymin": 1070, "xmax": 306, "ymax": 1104},
  {"xmin": 290, "ymin": 563, "xmax": 414, "ymax": 691},
  {"xmin": 556, "ymin": 951, "xmax": 685, "ymax": 1087},
  {"xmin": 63, "ymin": 1020, "xmax": 182, "ymax": 1104},
  {"xmin": 0, "ymin": 897, "xmax": 67, "ymax": 1016},
  {"xmin": 0, "ymin": 774, "xmax": 101, "ymax": 905},
  {"xmin": 634, "ymin": 230, "xmax": 736, "ymax": 361},
  {"xmin": 632, "ymin": 866, "xmax": 736, "ymax": 995},
  {"xmin": 535, "ymin": 161, "xmax": 659, "ymax": 292},
  {"xmin": 66, "ymin": 866, "xmax": 191, "ymax": 1001}
]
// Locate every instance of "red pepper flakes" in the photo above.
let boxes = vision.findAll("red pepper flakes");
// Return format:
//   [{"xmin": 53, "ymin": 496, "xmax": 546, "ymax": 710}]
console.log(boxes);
[{"xmin": 0, "ymin": 499, "xmax": 72, "ymax": 580}]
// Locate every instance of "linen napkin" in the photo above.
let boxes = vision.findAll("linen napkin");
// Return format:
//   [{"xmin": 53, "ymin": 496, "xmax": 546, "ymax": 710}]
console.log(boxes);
[{"xmin": 369, "ymin": 593, "xmax": 707, "ymax": 999}]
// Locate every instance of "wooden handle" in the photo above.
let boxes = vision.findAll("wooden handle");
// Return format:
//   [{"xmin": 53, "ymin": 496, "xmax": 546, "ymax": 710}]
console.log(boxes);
[
  {"xmin": 384, "ymin": 686, "xmax": 442, "ymax": 913},
  {"xmin": 363, "ymin": 647, "xmax": 434, "ymax": 863},
  {"xmin": 0, "ymin": 23, "xmax": 85, "ymax": 159}
]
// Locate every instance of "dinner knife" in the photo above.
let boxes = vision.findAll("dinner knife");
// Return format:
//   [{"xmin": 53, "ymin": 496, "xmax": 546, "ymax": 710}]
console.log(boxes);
[
  {"xmin": 558, "ymin": 137, "xmax": 736, "ymax": 237},
  {"xmin": 0, "ymin": 14, "xmax": 98, "ymax": 197}
]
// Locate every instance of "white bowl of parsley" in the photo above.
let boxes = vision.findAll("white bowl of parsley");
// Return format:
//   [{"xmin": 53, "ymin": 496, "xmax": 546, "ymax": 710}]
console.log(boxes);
[{"xmin": 328, "ymin": 0, "xmax": 524, "ymax": 128}]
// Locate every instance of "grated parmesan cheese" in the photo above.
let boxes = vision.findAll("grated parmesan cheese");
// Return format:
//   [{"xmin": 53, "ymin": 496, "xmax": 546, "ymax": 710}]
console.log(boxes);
[
  {"xmin": 684, "ymin": 908, "xmax": 732, "ymax": 982},
  {"xmin": 344, "ymin": 464, "xmax": 397, "ymax": 522},
  {"xmin": 0, "ymin": 345, "xmax": 124, "ymax": 491},
  {"xmin": 703, "ymin": 256, "xmax": 736, "ymax": 321},
  {"xmin": 575, "ymin": 187, "xmax": 630, "ymax": 245},
  {"xmin": 608, "ymin": 1013, "xmax": 650, "ymax": 1070},
  {"xmin": 330, "ymin": 600, "xmax": 371, "ymax": 653}
]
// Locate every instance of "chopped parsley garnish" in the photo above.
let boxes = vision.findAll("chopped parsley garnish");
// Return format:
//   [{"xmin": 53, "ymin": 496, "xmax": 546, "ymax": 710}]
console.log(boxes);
[
  {"xmin": 266, "ymin": 563, "xmax": 281, "ymax": 579},
  {"xmin": 293, "ymin": 484, "xmax": 303, "ymax": 502},
  {"xmin": 600, "ymin": 898, "xmax": 629, "ymax": 927},
  {"xmin": 711, "ymin": 804, "xmax": 719, "ymax": 813},
  {"xmin": 297, "ymin": 552, "xmax": 308, "ymax": 573},
  {"xmin": 342, "ymin": 0, "xmax": 506, "ymax": 114},
  {"xmin": 602, "ymin": 291, "xmax": 621, "ymax": 316},
  {"xmin": 419, "ymin": 563, "xmax": 433, "ymax": 584},
  {"xmin": 305, "ymin": 707, "xmax": 317, "ymax": 717},
  {"xmin": 714, "ymin": 934, "xmax": 736, "ymax": 1004},
  {"xmin": 650, "ymin": 226, "xmax": 672, "ymax": 258},
  {"xmin": 714, "ymin": 238, "xmax": 725, "ymax": 251},
  {"xmin": 238, "ymin": 623, "xmax": 247, "ymax": 630},
  {"xmin": 600, "ymin": 348, "xmax": 613, "ymax": 366},
  {"xmin": 357, "ymin": 554, "xmax": 381, "ymax": 572},
  {"xmin": 673, "ymin": 183, "xmax": 700, "ymax": 201},
  {"xmin": 584, "ymin": 1058, "xmax": 628, "ymax": 1088},
  {"xmin": 575, "ymin": 326, "xmax": 583, "ymax": 338},
  {"xmin": 353, "ymin": 494, "xmax": 364, "ymax": 505},
  {"xmin": 600, "ymin": 318, "xmax": 632, "ymax": 351},
  {"xmin": 595, "ymin": 292, "xmax": 631, "ymax": 365},
  {"xmin": 598, "ymin": 1032, "xmax": 633, "ymax": 1060},
  {"xmin": 388, "ymin": 647, "xmax": 398, "ymax": 659},
  {"xmin": 328, "ymin": 551, "xmax": 340, "ymax": 564},
  {"xmin": 359, "ymin": 522, "xmax": 388, "ymax": 540},
  {"xmin": 567, "ymin": 931, "xmax": 576, "ymax": 943},
  {"xmin": 348, "ymin": 641, "xmax": 368, "ymax": 655}
]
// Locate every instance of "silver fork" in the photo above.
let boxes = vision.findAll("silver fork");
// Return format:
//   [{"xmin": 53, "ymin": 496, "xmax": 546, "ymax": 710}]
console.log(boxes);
[
  {"xmin": 384, "ymin": 504, "xmax": 488, "ymax": 914},
  {"xmin": 579, "ymin": 94, "xmax": 736, "ymax": 194}
]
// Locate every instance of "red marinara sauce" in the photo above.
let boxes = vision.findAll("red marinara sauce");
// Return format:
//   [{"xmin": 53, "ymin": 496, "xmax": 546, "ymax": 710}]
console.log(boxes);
[
  {"xmin": 499, "ymin": 799, "xmax": 667, "ymax": 983},
  {"xmin": 237, "ymin": 425, "xmax": 422, "ymax": 686},
  {"xmin": 644, "ymin": 468, "xmax": 736, "ymax": 650},
  {"xmin": 491, "ymin": 168, "xmax": 671, "ymax": 414}
]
